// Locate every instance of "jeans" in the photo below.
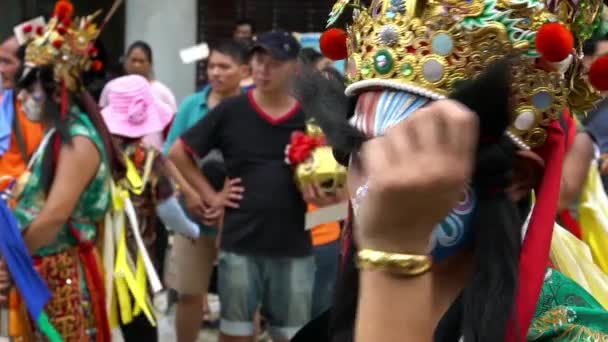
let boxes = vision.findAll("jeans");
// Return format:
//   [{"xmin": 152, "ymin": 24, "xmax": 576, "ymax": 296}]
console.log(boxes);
[
  {"xmin": 312, "ymin": 240, "xmax": 340, "ymax": 319},
  {"xmin": 218, "ymin": 251, "xmax": 315, "ymax": 340}
]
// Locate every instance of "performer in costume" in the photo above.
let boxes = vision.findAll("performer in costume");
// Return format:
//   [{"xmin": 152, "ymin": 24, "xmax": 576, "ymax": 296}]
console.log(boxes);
[
  {"xmin": 0, "ymin": 1, "xmax": 126, "ymax": 341},
  {"xmin": 99, "ymin": 74, "xmax": 197, "ymax": 341},
  {"xmin": 291, "ymin": 0, "xmax": 608, "ymax": 341}
]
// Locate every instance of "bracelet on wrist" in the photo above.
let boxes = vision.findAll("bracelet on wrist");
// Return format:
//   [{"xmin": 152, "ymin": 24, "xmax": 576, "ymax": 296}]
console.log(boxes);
[{"xmin": 357, "ymin": 249, "xmax": 432, "ymax": 277}]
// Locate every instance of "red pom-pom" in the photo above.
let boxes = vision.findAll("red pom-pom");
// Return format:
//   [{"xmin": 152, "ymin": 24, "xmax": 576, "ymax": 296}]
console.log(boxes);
[
  {"xmin": 89, "ymin": 46, "xmax": 99, "ymax": 57},
  {"xmin": 22, "ymin": 25, "xmax": 33, "ymax": 34},
  {"xmin": 62, "ymin": 18, "xmax": 72, "ymax": 27},
  {"xmin": 588, "ymin": 56, "xmax": 608, "ymax": 91},
  {"xmin": 52, "ymin": 39, "xmax": 63, "ymax": 49},
  {"xmin": 35, "ymin": 26, "xmax": 45, "ymax": 36},
  {"xmin": 57, "ymin": 26, "xmax": 67, "ymax": 35},
  {"xmin": 535, "ymin": 23, "xmax": 573, "ymax": 62},
  {"xmin": 320, "ymin": 28, "xmax": 348, "ymax": 61},
  {"xmin": 54, "ymin": 0, "xmax": 74, "ymax": 21},
  {"xmin": 91, "ymin": 60, "xmax": 103, "ymax": 72}
]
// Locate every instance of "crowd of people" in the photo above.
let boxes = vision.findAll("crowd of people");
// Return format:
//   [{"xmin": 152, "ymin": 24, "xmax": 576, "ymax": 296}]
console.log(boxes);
[{"xmin": 2, "ymin": 0, "xmax": 608, "ymax": 342}]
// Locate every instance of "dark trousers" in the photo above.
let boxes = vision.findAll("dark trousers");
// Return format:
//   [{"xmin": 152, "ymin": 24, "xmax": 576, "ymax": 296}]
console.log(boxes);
[{"xmin": 120, "ymin": 312, "xmax": 157, "ymax": 342}]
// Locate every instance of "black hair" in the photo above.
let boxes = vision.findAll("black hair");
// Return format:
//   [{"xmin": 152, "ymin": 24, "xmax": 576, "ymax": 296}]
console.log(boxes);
[
  {"xmin": 292, "ymin": 58, "xmax": 522, "ymax": 341},
  {"xmin": 299, "ymin": 48, "xmax": 324, "ymax": 67},
  {"xmin": 17, "ymin": 66, "xmax": 126, "ymax": 193},
  {"xmin": 211, "ymin": 40, "xmax": 248, "ymax": 65},
  {"xmin": 235, "ymin": 18, "xmax": 256, "ymax": 33},
  {"xmin": 126, "ymin": 40, "xmax": 153, "ymax": 64}
]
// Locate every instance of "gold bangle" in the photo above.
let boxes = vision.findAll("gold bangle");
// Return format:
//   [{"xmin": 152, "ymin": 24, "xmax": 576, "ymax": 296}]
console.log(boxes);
[{"xmin": 357, "ymin": 249, "xmax": 432, "ymax": 276}]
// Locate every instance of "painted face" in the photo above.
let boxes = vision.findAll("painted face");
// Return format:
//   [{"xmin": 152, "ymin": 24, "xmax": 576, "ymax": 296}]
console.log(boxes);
[
  {"xmin": 17, "ymin": 80, "xmax": 46, "ymax": 122},
  {"xmin": 349, "ymin": 89, "xmax": 477, "ymax": 262}
]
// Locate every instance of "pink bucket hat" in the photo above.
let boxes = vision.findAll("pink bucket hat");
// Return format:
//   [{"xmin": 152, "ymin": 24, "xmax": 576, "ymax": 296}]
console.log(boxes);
[{"xmin": 101, "ymin": 75, "xmax": 174, "ymax": 138}]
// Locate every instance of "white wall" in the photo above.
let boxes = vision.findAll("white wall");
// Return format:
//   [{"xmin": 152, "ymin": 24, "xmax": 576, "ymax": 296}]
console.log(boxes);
[{"xmin": 126, "ymin": 0, "xmax": 197, "ymax": 103}]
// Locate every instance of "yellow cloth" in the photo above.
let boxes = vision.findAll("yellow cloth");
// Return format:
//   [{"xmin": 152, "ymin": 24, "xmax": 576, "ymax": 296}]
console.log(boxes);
[
  {"xmin": 103, "ymin": 181, "xmax": 158, "ymax": 328},
  {"xmin": 550, "ymin": 223, "xmax": 608, "ymax": 309},
  {"xmin": 578, "ymin": 161, "xmax": 608, "ymax": 273}
]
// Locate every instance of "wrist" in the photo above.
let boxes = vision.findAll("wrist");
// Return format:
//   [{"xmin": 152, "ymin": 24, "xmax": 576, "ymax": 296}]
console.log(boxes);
[
  {"xmin": 357, "ymin": 249, "xmax": 432, "ymax": 277},
  {"xmin": 357, "ymin": 230, "xmax": 432, "ymax": 256}
]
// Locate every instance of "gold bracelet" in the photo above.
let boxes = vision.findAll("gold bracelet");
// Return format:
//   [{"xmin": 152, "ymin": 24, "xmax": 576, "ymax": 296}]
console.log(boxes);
[{"xmin": 357, "ymin": 249, "xmax": 432, "ymax": 276}]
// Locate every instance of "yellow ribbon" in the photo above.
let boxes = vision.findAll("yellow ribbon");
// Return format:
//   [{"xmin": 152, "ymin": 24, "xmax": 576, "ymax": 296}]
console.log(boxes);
[
  {"xmin": 551, "ymin": 223, "xmax": 608, "ymax": 309},
  {"xmin": 102, "ymin": 150, "xmax": 162, "ymax": 327},
  {"xmin": 110, "ymin": 182, "xmax": 158, "ymax": 326},
  {"xmin": 124, "ymin": 151, "xmax": 156, "ymax": 196},
  {"xmin": 578, "ymin": 161, "xmax": 608, "ymax": 274}
]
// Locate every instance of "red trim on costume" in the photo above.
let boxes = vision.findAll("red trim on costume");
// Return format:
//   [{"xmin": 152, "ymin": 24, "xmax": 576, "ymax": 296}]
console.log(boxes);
[
  {"xmin": 506, "ymin": 118, "xmax": 566, "ymax": 342},
  {"xmin": 558, "ymin": 209, "xmax": 583, "ymax": 239},
  {"xmin": 247, "ymin": 89, "xmax": 301, "ymax": 125},
  {"xmin": 564, "ymin": 113, "xmax": 577, "ymax": 151},
  {"xmin": 341, "ymin": 204, "xmax": 354, "ymax": 272},
  {"xmin": 69, "ymin": 225, "xmax": 111, "ymax": 342}
]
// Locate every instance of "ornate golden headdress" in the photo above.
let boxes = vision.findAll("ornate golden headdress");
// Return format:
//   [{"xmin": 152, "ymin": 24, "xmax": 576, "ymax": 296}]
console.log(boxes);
[
  {"xmin": 20, "ymin": 0, "xmax": 122, "ymax": 92},
  {"xmin": 321, "ymin": 0, "xmax": 605, "ymax": 149}
]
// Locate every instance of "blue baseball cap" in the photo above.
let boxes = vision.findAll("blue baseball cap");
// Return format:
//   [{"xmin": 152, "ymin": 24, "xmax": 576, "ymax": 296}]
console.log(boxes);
[{"xmin": 250, "ymin": 30, "xmax": 301, "ymax": 61}]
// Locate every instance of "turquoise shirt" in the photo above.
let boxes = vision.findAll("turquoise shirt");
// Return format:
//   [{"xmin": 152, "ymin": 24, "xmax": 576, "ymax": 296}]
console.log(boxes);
[
  {"xmin": 164, "ymin": 86, "xmax": 217, "ymax": 236},
  {"xmin": 163, "ymin": 85, "xmax": 212, "ymax": 155}
]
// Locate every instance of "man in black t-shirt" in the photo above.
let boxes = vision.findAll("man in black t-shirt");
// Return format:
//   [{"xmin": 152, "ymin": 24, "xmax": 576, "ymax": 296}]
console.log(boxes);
[{"xmin": 169, "ymin": 31, "xmax": 314, "ymax": 342}]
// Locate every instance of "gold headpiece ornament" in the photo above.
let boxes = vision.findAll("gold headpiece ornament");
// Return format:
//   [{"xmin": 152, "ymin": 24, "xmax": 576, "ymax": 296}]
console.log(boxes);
[
  {"xmin": 286, "ymin": 122, "xmax": 347, "ymax": 194},
  {"xmin": 321, "ymin": 0, "xmax": 606, "ymax": 149},
  {"xmin": 20, "ymin": 0, "xmax": 123, "ymax": 92}
]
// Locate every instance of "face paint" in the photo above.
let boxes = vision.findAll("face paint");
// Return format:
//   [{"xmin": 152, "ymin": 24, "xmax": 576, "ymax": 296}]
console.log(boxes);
[
  {"xmin": 350, "ymin": 89, "xmax": 477, "ymax": 262},
  {"xmin": 428, "ymin": 185, "xmax": 476, "ymax": 262},
  {"xmin": 350, "ymin": 90, "xmax": 430, "ymax": 136},
  {"xmin": 17, "ymin": 80, "xmax": 45, "ymax": 122}
]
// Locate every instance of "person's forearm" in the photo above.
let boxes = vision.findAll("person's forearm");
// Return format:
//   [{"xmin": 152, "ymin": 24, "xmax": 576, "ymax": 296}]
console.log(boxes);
[
  {"xmin": 558, "ymin": 133, "xmax": 594, "ymax": 211},
  {"xmin": 558, "ymin": 178, "xmax": 576, "ymax": 211},
  {"xmin": 357, "ymin": 270, "xmax": 435, "ymax": 342},
  {"xmin": 356, "ymin": 250, "xmax": 473, "ymax": 342},
  {"xmin": 22, "ymin": 212, "xmax": 68, "ymax": 253},
  {"xmin": 169, "ymin": 141, "xmax": 219, "ymax": 200},
  {"xmin": 162, "ymin": 158, "xmax": 197, "ymax": 198}
]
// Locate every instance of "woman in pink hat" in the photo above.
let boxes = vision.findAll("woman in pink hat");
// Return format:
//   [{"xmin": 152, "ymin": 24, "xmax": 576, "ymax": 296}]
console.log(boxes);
[{"xmin": 100, "ymin": 74, "xmax": 202, "ymax": 341}]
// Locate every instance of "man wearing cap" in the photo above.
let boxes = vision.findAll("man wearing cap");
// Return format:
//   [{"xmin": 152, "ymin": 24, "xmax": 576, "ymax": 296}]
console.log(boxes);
[
  {"xmin": 169, "ymin": 30, "xmax": 316, "ymax": 342},
  {"xmin": 0, "ymin": 35, "xmax": 44, "ymax": 192}
]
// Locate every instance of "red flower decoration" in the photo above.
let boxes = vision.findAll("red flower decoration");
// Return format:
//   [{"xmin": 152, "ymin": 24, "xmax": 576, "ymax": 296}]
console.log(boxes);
[
  {"xmin": 320, "ymin": 28, "xmax": 348, "ymax": 61},
  {"xmin": 57, "ymin": 26, "xmax": 67, "ymax": 35},
  {"xmin": 91, "ymin": 60, "xmax": 103, "ymax": 72},
  {"xmin": 22, "ymin": 25, "xmax": 33, "ymax": 34},
  {"xmin": 52, "ymin": 39, "xmax": 64, "ymax": 49},
  {"xmin": 54, "ymin": 0, "xmax": 74, "ymax": 21},
  {"xmin": 35, "ymin": 26, "xmax": 45, "ymax": 36},
  {"xmin": 286, "ymin": 131, "xmax": 326, "ymax": 165}
]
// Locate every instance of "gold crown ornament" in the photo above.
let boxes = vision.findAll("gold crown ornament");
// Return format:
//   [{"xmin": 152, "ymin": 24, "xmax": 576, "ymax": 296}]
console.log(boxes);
[
  {"xmin": 285, "ymin": 122, "xmax": 347, "ymax": 194},
  {"xmin": 320, "ymin": 0, "xmax": 607, "ymax": 149},
  {"xmin": 20, "ymin": 0, "xmax": 123, "ymax": 92}
]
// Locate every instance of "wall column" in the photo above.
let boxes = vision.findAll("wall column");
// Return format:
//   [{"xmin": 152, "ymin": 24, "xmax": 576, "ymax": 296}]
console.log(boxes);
[{"xmin": 126, "ymin": 0, "xmax": 197, "ymax": 102}]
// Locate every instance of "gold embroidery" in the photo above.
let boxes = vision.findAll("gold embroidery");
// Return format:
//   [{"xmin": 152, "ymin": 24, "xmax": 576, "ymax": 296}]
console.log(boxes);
[{"xmin": 529, "ymin": 306, "xmax": 608, "ymax": 341}]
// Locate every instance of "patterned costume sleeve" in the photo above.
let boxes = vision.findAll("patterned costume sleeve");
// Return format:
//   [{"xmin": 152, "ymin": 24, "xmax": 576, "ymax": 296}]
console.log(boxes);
[{"xmin": 528, "ymin": 269, "xmax": 608, "ymax": 341}]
